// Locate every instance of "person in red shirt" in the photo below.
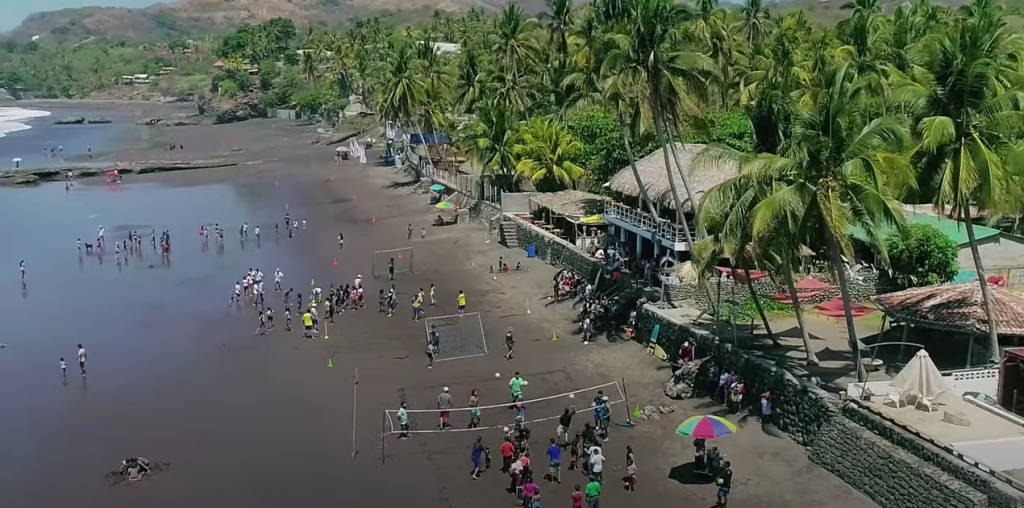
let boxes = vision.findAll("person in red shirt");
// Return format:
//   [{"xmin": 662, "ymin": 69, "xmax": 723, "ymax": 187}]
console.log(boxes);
[
  {"xmin": 501, "ymin": 437, "xmax": 516, "ymax": 472},
  {"xmin": 572, "ymin": 484, "xmax": 584, "ymax": 508}
]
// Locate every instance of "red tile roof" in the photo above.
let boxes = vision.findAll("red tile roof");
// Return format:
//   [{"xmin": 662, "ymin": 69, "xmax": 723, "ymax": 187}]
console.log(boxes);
[{"xmin": 874, "ymin": 282, "xmax": 1024, "ymax": 335}]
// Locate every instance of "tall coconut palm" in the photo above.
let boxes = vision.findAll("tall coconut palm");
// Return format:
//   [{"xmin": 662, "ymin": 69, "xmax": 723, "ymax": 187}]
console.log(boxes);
[
  {"xmin": 604, "ymin": 0, "xmax": 714, "ymax": 248},
  {"xmin": 739, "ymin": 0, "xmax": 771, "ymax": 47},
  {"xmin": 744, "ymin": 62, "xmax": 913, "ymax": 381},
  {"xmin": 695, "ymin": 178, "xmax": 782, "ymax": 348},
  {"xmin": 540, "ymin": 0, "xmax": 574, "ymax": 63},
  {"xmin": 892, "ymin": 2, "xmax": 1024, "ymax": 362},
  {"xmin": 460, "ymin": 100, "xmax": 520, "ymax": 191}
]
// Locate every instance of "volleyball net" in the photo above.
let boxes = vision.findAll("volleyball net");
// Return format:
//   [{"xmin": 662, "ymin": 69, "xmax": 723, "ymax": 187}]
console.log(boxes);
[{"xmin": 382, "ymin": 378, "xmax": 629, "ymax": 443}]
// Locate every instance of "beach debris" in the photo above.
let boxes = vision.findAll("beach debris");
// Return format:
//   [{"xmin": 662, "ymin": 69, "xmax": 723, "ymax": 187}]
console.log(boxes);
[
  {"xmin": 103, "ymin": 458, "xmax": 170, "ymax": 486},
  {"xmin": 633, "ymin": 405, "xmax": 676, "ymax": 421}
]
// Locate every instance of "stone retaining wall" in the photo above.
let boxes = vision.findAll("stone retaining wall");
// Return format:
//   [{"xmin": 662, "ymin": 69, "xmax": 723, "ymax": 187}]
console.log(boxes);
[
  {"xmin": 639, "ymin": 305, "xmax": 1024, "ymax": 508},
  {"xmin": 809, "ymin": 416, "xmax": 988, "ymax": 508},
  {"xmin": 509, "ymin": 217, "xmax": 602, "ymax": 281},
  {"xmin": 666, "ymin": 270, "xmax": 886, "ymax": 310},
  {"xmin": 843, "ymin": 404, "xmax": 1024, "ymax": 508}
]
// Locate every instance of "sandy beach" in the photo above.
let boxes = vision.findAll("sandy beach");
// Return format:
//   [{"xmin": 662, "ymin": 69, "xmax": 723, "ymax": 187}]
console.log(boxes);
[{"xmin": 0, "ymin": 113, "xmax": 878, "ymax": 508}]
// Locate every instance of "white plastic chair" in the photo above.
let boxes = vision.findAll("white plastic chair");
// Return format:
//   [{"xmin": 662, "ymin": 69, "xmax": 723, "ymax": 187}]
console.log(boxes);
[
  {"xmin": 883, "ymin": 389, "xmax": 906, "ymax": 409},
  {"xmin": 919, "ymin": 396, "xmax": 937, "ymax": 413}
]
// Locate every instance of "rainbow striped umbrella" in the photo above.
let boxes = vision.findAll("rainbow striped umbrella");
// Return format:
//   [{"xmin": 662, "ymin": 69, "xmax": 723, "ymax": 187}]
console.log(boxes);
[{"xmin": 675, "ymin": 415, "xmax": 737, "ymax": 439}]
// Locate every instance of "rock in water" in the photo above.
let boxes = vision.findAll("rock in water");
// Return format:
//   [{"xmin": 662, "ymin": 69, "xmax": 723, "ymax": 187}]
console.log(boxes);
[{"xmin": 55, "ymin": 117, "xmax": 85, "ymax": 125}]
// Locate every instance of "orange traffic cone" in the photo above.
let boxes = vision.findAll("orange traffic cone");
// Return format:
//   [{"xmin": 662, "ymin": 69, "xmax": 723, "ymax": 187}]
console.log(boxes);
[{"xmin": 332, "ymin": 258, "xmax": 337, "ymax": 267}]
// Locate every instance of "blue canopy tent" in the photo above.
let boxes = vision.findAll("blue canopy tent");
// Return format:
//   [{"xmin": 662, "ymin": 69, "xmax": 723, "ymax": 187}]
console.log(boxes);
[{"xmin": 409, "ymin": 133, "xmax": 451, "ymax": 145}]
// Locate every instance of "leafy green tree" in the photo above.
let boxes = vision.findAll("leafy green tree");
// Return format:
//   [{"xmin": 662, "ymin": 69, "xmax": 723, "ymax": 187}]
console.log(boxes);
[{"xmin": 884, "ymin": 223, "xmax": 959, "ymax": 290}]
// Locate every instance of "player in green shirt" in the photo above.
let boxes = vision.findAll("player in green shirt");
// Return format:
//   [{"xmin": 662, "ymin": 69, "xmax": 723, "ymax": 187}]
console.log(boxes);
[
  {"xmin": 585, "ymin": 477, "xmax": 601, "ymax": 508},
  {"xmin": 509, "ymin": 372, "xmax": 526, "ymax": 403}
]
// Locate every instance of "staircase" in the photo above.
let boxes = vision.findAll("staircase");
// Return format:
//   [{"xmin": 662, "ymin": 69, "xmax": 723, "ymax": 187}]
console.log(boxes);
[{"xmin": 500, "ymin": 222, "xmax": 520, "ymax": 249}]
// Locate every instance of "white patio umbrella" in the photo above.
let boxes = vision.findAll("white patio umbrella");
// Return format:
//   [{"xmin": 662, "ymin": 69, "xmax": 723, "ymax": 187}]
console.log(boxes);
[{"xmin": 890, "ymin": 349, "xmax": 947, "ymax": 400}]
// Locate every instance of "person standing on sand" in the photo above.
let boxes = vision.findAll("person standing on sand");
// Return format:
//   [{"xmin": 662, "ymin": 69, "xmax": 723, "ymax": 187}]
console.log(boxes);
[
  {"xmin": 505, "ymin": 327, "xmax": 515, "ymax": 360},
  {"xmin": 254, "ymin": 225, "xmax": 261, "ymax": 241},
  {"xmin": 438, "ymin": 387, "xmax": 453, "ymax": 430},
  {"xmin": 19, "ymin": 260, "xmax": 25, "ymax": 280},
  {"xmin": 469, "ymin": 389, "xmax": 481, "ymax": 428},
  {"xmin": 76, "ymin": 344, "xmax": 87, "ymax": 376},
  {"xmin": 457, "ymin": 290, "xmax": 467, "ymax": 315},
  {"xmin": 397, "ymin": 402, "xmax": 410, "ymax": 438},
  {"xmin": 471, "ymin": 436, "xmax": 485, "ymax": 479},
  {"xmin": 338, "ymin": 232, "xmax": 344, "ymax": 250},
  {"xmin": 430, "ymin": 284, "xmax": 437, "ymax": 306},
  {"xmin": 388, "ymin": 258, "xmax": 395, "ymax": 281},
  {"xmin": 256, "ymin": 309, "xmax": 267, "ymax": 335},
  {"xmin": 407, "ymin": 223, "xmax": 413, "ymax": 241}
]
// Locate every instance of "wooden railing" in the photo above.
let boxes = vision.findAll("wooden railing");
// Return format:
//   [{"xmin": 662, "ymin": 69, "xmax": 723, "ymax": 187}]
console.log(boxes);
[{"xmin": 603, "ymin": 201, "xmax": 694, "ymax": 244}]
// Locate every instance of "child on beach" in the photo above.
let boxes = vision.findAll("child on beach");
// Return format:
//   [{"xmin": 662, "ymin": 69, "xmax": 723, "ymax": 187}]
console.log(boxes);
[{"xmin": 59, "ymin": 358, "xmax": 66, "ymax": 377}]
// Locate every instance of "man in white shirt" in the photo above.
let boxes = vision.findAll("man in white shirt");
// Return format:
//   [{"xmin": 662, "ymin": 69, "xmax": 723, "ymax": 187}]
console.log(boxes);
[
  {"xmin": 76, "ymin": 344, "xmax": 87, "ymax": 376},
  {"xmin": 274, "ymin": 269, "xmax": 283, "ymax": 291},
  {"xmin": 588, "ymin": 446, "xmax": 605, "ymax": 482},
  {"xmin": 396, "ymin": 402, "xmax": 410, "ymax": 439},
  {"xmin": 354, "ymin": 275, "xmax": 363, "ymax": 289}
]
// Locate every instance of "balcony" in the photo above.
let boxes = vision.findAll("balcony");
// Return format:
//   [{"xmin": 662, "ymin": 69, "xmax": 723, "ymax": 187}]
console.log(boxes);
[{"xmin": 603, "ymin": 201, "xmax": 694, "ymax": 251}]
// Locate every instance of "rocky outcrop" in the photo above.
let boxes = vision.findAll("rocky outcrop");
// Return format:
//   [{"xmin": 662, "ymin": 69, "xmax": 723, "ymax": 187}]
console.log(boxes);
[
  {"xmin": 54, "ymin": 117, "xmax": 113, "ymax": 125},
  {"xmin": 0, "ymin": 159, "xmax": 239, "ymax": 185},
  {"xmin": 210, "ymin": 91, "xmax": 265, "ymax": 125}
]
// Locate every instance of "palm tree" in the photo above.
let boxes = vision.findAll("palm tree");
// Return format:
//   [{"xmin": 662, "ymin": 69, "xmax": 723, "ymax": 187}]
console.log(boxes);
[
  {"xmin": 375, "ymin": 39, "xmax": 429, "ymax": 176},
  {"xmin": 460, "ymin": 100, "xmax": 520, "ymax": 191},
  {"xmin": 892, "ymin": 2, "xmax": 1024, "ymax": 362},
  {"xmin": 540, "ymin": 0, "xmax": 574, "ymax": 62},
  {"xmin": 739, "ymin": 0, "xmax": 771, "ymax": 47},
  {"xmin": 604, "ymin": 0, "xmax": 714, "ymax": 248},
  {"xmin": 696, "ymin": 179, "xmax": 782, "ymax": 348},
  {"xmin": 513, "ymin": 117, "xmax": 587, "ymax": 190},
  {"xmin": 301, "ymin": 50, "xmax": 319, "ymax": 83},
  {"xmin": 492, "ymin": 4, "xmax": 539, "ymax": 120},
  {"xmin": 744, "ymin": 62, "xmax": 912, "ymax": 381}
]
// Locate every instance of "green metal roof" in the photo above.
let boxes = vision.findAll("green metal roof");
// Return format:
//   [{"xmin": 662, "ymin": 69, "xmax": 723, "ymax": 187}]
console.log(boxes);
[{"xmin": 850, "ymin": 213, "xmax": 1001, "ymax": 246}]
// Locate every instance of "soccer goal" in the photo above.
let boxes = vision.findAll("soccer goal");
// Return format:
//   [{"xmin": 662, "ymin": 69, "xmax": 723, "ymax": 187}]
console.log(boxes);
[
  {"xmin": 380, "ymin": 378, "xmax": 631, "ymax": 464},
  {"xmin": 372, "ymin": 247, "xmax": 414, "ymax": 278},
  {"xmin": 424, "ymin": 312, "xmax": 487, "ymax": 362}
]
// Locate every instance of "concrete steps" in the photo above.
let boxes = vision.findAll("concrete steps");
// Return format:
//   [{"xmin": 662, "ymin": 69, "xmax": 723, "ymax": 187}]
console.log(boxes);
[{"xmin": 500, "ymin": 222, "xmax": 520, "ymax": 248}]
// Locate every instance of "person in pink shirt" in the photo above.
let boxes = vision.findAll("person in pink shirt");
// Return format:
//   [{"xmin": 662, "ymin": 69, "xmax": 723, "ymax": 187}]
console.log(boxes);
[
  {"xmin": 571, "ymin": 485, "xmax": 583, "ymax": 508},
  {"xmin": 523, "ymin": 475, "xmax": 539, "ymax": 508}
]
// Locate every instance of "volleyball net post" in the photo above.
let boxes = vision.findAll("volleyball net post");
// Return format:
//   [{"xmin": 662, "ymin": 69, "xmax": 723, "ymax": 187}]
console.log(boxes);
[{"xmin": 379, "ymin": 379, "xmax": 627, "ymax": 464}]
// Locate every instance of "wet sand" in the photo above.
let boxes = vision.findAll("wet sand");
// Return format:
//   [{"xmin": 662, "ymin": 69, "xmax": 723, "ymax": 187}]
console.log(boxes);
[{"xmin": 0, "ymin": 117, "xmax": 878, "ymax": 508}]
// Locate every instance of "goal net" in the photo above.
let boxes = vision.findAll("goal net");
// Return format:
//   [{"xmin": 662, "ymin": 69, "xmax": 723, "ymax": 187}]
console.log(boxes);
[
  {"xmin": 382, "ymin": 379, "xmax": 628, "ymax": 444},
  {"xmin": 424, "ymin": 312, "xmax": 487, "ymax": 361},
  {"xmin": 372, "ymin": 247, "xmax": 414, "ymax": 278}
]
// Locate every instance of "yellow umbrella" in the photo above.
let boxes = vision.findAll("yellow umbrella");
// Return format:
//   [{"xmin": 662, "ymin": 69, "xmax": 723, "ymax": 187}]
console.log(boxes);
[
  {"xmin": 435, "ymin": 201, "xmax": 456, "ymax": 210},
  {"xmin": 579, "ymin": 214, "xmax": 605, "ymax": 225}
]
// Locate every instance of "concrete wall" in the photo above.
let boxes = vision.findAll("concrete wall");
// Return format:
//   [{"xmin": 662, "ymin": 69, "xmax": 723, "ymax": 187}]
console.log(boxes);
[
  {"xmin": 501, "ymin": 192, "xmax": 537, "ymax": 214},
  {"xmin": 961, "ymin": 235, "xmax": 1024, "ymax": 270},
  {"xmin": 639, "ymin": 306, "xmax": 1024, "ymax": 508}
]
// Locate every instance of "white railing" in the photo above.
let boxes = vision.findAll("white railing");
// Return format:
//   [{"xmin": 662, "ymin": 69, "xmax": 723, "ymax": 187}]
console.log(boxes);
[{"xmin": 603, "ymin": 201, "xmax": 692, "ymax": 244}]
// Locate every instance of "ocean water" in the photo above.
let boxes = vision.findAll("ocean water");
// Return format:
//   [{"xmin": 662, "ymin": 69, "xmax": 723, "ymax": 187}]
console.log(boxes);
[
  {"xmin": 0, "ymin": 179, "xmax": 319, "ymax": 504},
  {"xmin": 0, "ymin": 106, "xmax": 143, "ymax": 170}
]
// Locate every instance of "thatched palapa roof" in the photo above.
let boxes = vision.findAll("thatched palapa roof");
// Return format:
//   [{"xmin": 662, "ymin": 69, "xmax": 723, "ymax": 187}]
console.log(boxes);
[
  {"xmin": 873, "ymin": 282, "xmax": 1024, "ymax": 336},
  {"xmin": 606, "ymin": 143, "xmax": 739, "ymax": 212},
  {"xmin": 530, "ymin": 190, "xmax": 609, "ymax": 219}
]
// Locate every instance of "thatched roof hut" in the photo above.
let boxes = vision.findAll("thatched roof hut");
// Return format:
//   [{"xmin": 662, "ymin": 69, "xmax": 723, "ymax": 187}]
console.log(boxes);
[
  {"xmin": 606, "ymin": 143, "xmax": 739, "ymax": 212},
  {"xmin": 530, "ymin": 190, "xmax": 609, "ymax": 220}
]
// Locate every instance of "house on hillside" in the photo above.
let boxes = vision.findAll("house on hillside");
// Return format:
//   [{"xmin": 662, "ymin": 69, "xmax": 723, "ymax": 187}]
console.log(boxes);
[{"xmin": 602, "ymin": 143, "xmax": 738, "ymax": 260}]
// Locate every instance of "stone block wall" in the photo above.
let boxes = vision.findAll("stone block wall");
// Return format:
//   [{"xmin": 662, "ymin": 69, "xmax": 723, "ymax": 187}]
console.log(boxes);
[
  {"xmin": 809, "ymin": 416, "xmax": 988, "ymax": 508},
  {"xmin": 843, "ymin": 404, "xmax": 1024, "ymax": 508},
  {"xmin": 665, "ymin": 270, "xmax": 886, "ymax": 310},
  {"xmin": 511, "ymin": 219, "xmax": 602, "ymax": 281}
]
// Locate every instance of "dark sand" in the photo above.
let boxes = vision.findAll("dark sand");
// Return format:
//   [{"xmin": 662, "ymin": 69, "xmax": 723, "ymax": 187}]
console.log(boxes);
[{"xmin": 0, "ymin": 115, "xmax": 879, "ymax": 508}]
